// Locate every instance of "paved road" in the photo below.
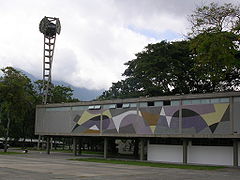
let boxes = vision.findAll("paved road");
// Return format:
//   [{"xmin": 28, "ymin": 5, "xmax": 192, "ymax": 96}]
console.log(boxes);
[{"xmin": 0, "ymin": 150, "xmax": 239, "ymax": 180}]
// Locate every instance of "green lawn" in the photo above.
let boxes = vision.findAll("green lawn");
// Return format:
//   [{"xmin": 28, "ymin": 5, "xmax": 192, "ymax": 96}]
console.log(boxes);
[
  {"xmin": 69, "ymin": 158, "xmax": 226, "ymax": 170},
  {"xmin": 0, "ymin": 151, "xmax": 22, "ymax": 155}
]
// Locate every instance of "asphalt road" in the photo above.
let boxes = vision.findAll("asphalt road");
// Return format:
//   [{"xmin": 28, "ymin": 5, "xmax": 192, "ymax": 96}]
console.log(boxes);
[{"xmin": 0, "ymin": 150, "xmax": 239, "ymax": 180}]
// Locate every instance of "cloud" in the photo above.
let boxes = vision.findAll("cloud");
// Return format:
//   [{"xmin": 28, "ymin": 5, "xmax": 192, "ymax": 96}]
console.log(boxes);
[{"xmin": 0, "ymin": 0, "xmax": 238, "ymax": 90}]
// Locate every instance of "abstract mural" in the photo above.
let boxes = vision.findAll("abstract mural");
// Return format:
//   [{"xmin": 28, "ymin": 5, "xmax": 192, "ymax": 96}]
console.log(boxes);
[{"xmin": 71, "ymin": 103, "xmax": 230, "ymax": 135}]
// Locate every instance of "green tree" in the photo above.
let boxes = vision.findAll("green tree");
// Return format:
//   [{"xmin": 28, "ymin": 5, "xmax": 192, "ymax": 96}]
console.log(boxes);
[
  {"xmin": 99, "ymin": 41, "xmax": 198, "ymax": 99},
  {"xmin": 189, "ymin": 2, "xmax": 240, "ymax": 92},
  {"xmin": 100, "ymin": 2, "xmax": 240, "ymax": 100},
  {"xmin": 33, "ymin": 80, "xmax": 79, "ymax": 103},
  {"xmin": 0, "ymin": 67, "xmax": 35, "ymax": 151}
]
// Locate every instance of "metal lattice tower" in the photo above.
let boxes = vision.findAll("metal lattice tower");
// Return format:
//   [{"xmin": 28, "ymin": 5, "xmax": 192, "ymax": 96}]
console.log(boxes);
[{"xmin": 39, "ymin": 16, "xmax": 61, "ymax": 104}]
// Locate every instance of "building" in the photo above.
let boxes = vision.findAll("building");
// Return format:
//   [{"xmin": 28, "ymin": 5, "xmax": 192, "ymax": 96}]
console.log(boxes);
[{"xmin": 35, "ymin": 92, "xmax": 240, "ymax": 166}]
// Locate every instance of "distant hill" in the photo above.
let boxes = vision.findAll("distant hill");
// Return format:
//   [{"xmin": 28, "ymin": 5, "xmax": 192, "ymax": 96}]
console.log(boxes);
[{"xmin": 19, "ymin": 69, "xmax": 104, "ymax": 101}]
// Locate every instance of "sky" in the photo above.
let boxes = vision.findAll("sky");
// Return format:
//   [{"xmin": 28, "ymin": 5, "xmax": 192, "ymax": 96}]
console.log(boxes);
[{"xmin": 0, "ymin": 0, "xmax": 238, "ymax": 90}]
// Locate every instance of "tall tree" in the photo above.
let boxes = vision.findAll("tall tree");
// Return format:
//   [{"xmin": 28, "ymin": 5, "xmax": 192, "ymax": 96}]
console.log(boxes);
[
  {"xmin": 0, "ymin": 67, "xmax": 35, "ymax": 151},
  {"xmin": 99, "ymin": 40, "xmax": 198, "ymax": 99},
  {"xmin": 189, "ymin": 2, "xmax": 240, "ymax": 92}
]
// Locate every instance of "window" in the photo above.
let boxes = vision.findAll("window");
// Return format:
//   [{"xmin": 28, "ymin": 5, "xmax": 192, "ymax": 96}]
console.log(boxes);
[
  {"xmin": 139, "ymin": 102, "xmax": 148, "ymax": 107},
  {"xmin": 130, "ymin": 103, "xmax": 137, "ymax": 108},
  {"xmin": 192, "ymin": 99, "xmax": 201, "ymax": 104},
  {"xmin": 72, "ymin": 106, "xmax": 88, "ymax": 111},
  {"xmin": 116, "ymin": 103, "xmax": 123, "ymax": 108},
  {"xmin": 163, "ymin": 100, "xmax": 170, "ymax": 106},
  {"xmin": 155, "ymin": 101, "xmax": 163, "ymax": 106},
  {"xmin": 201, "ymin": 99, "xmax": 210, "ymax": 104},
  {"xmin": 147, "ymin": 101, "xmax": 154, "ymax": 106},
  {"xmin": 220, "ymin": 98, "xmax": 229, "ymax": 103},
  {"xmin": 88, "ymin": 105, "xmax": 101, "ymax": 110},
  {"xmin": 46, "ymin": 107, "xmax": 71, "ymax": 111},
  {"xmin": 182, "ymin": 100, "xmax": 191, "ymax": 105},
  {"xmin": 234, "ymin": 97, "xmax": 240, "ymax": 103},
  {"xmin": 122, "ymin": 103, "xmax": 130, "ymax": 108},
  {"xmin": 88, "ymin": 105, "xmax": 95, "ymax": 110},
  {"xmin": 171, "ymin": 100, "xmax": 180, "ymax": 106}
]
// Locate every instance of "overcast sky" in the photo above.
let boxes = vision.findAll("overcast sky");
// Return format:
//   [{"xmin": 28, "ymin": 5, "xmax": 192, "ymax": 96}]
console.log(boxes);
[{"xmin": 0, "ymin": 0, "xmax": 237, "ymax": 90}]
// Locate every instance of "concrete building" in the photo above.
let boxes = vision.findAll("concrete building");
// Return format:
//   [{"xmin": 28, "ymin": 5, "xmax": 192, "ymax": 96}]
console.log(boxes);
[{"xmin": 35, "ymin": 92, "xmax": 240, "ymax": 166}]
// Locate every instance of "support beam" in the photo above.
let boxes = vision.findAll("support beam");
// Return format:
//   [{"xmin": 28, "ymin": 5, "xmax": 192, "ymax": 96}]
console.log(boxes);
[
  {"xmin": 183, "ymin": 139, "xmax": 188, "ymax": 164},
  {"xmin": 139, "ymin": 139, "xmax": 145, "ymax": 161},
  {"xmin": 73, "ymin": 137, "xmax": 77, "ymax": 156},
  {"xmin": 233, "ymin": 140, "xmax": 238, "ymax": 167},
  {"xmin": 46, "ymin": 136, "xmax": 50, "ymax": 154},
  {"xmin": 104, "ymin": 137, "xmax": 108, "ymax": 159}
]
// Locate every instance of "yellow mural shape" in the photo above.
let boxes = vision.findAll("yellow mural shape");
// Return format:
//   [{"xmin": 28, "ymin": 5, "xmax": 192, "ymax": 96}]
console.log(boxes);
[
  {"xmin": 102, "ymin": 110, "xmax": 112, "ymax": 119},
  {"xmin": 150, "ymin": 126, "xmax": 156, "ymax": 133},
  {"xmin": 77, "ymin": 110, "xmax": 112, "ymax": 125},
  {"xmin": 77, "ymin": 111, "xmax": 100, "ymax": 125},
  {"xmin": 141, "ymin": 111, "xmax": 160, "ymax": 126},
  {"xmin": 201, "ymin": 103, "xmax": 229, "ymax": 126}
]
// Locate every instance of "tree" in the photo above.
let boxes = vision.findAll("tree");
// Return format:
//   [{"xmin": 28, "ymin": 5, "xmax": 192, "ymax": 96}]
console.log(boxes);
[
  {"xmin": 189, "ymin": 2, "xmax": 240, "ymax": 36},
  {"xmin": 0, "ymin": 67, "xmax": 35, "ymax": 151},
  {"xmin": 33, "ymin": 80, "xmax": 79, "ymax": 103},
  {"xmin": 100, "ymin": 2, "xmax": 240, "ymax": 100},
  {"xmin": 99, "ymin": 40, "xmax": 198, "ymax": 99},
  {"xmin": 189, "ymin": 2, "xmax": 240, "ymax": 92}
]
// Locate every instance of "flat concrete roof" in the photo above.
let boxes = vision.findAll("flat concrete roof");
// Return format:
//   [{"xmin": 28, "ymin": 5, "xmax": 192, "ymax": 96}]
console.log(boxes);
[{"xmin": 36, "ymin": 91, "xmax": 240, "ymax": 108}]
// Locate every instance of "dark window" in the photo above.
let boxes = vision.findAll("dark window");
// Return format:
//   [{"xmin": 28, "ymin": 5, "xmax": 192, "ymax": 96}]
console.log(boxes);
[
  {"xmin": 163, "ymin": 100, "xmax": 171, "ymax": 106},
  {"xmin": 147, "ymin": 101, "xmax": 154, "ymax": 106},
  {"xmin": 116, "ymin": 103, "xmax": 123, "ymax": 108}
]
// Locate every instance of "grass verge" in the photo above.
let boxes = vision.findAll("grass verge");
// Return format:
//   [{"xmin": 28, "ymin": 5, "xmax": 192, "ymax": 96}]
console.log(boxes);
[
  {"xmin": 0, "ymin": 151, "xmax": 22, "ymax": 155},
  {"xmin": 69, "ymin": 158, "xmax": 225, "ymax": 170}
]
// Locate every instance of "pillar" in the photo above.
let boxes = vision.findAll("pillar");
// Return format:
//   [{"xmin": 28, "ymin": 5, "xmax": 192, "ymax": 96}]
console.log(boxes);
[
  {"xmin": 139, "ymin": 138, "xmax": 145, "ymax": 161},
  {"xmin": 78, "ymin": 138, "xmax": 82, "ymax": 156},
  {"xmin": 233, "ymin": 140, "xmax": 238, "ymax": 167},
  {"xmin": 104, "ymin": 137, "xmax": 108, "ymax": 159},
  {"xmin": 73, "ymin": 137, "xmax": 77, "ymax": 156},
  {"xmin": 183, "ymin": 139, "xmax": 188, "ymax": 164},
  {"xmin": 46, "ymin": 136, "xmax": 50, "ymax": 154}
]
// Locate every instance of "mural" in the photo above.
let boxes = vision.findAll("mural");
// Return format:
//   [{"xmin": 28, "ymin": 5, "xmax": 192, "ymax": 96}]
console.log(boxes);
[{"xmin": 71, "ymin": 103, "xmax": 230, "ymax": 135}]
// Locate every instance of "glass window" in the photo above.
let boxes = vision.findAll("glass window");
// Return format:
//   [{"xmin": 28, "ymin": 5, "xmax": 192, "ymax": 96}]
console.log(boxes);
[
  {"xmin": 139, "ymin": 102, "xmax": 148, "ymax": 107},
  {"xmin": 155, "ymin": 101, "xmax": 163, "ymax": 106},
  {"xmin": 220, "ymin": 98, "xmax": 229, "ymax": 103},
  {"xmin": 182, "ymin": 100, "xmax": 191, "ymax": 105},
  {"xmin": 171, "ymin": 100, "xmax": 180, "ymax": 106},
  {"xmin": 94, "ymin": 105, "xmax": 101, "ymax": 109},
  {"xmin": 109, "ymin": 104, "xmax": 116, "ymax": 109},
  {"xmin": 210, "ymin": 98, "xmax": 220, "ymax": 104},
  {"xmin": 192, "ymin": 99, "xmax": 201, "ymax": 104},
  {"xmin": 130, "ymin": 103, "xmax": 137, "ymax": 108},
  {"xmin": 72, "ymin": 106, "xmax": 88, "ymax": 111},
  {"xmin": 88, "ymin": 105, "xmax": 95, "ymax": 110},
  {"xmin": 46, "ymin": 107, "xmax": 71, "ymax": 111},
  {"xmin": 201, "ymin": 99, "xmax": 210, "ymax": 104},
  {"xmin": 122, "ymin": 103, "xmax": 130, "ymax": 108}
]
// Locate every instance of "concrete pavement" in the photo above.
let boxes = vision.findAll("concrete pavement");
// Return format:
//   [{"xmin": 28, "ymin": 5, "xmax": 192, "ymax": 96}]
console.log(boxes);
[{"xmin": 0, "ymin": 150, "xmax": 239, "ymax": 180}]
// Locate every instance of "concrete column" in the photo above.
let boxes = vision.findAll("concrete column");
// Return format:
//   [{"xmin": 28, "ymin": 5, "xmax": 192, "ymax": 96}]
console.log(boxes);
[
  {"xmin": 78, "ymin": 138, "xmax": 82, "ymax": 156},
  {"xmin": 183, "ymin": 139, "xmax": 188, "ymax": 164},
  {"xmin": 73, "ymin": 137, "xmax": 77, "ymax": 156},
  {"xmin": 104, "ymin": 137, "xmax": 108, "ymax": 159},
  {"xmin": 233, "ymin": 140, "xmax": 238, "ymax": 167},
  {"xmin": 139, "ymin": 139, "xmax": 145, "ymax": 160},
  {"xmin": 46, "ymin": 136, "xmax": 50, "ymax": 154}
]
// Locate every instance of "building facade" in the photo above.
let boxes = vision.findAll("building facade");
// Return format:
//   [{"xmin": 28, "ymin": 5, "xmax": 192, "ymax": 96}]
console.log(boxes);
[{"xmin": 35, "ymin": 92, "xmax": 240, "ymax": 166}]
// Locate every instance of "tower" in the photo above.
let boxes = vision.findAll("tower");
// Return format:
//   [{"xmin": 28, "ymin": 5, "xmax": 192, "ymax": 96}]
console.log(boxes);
[{"xmin": 39, "ymin": 16, "xmax": 61, "ymax": 104}]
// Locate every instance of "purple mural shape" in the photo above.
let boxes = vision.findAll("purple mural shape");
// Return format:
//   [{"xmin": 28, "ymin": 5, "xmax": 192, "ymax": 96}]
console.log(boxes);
[
  {"xmin": 119, "ymin": 114, "xmax": 152, "ymax": 134},
  {"xmin": 181, "ymin": 109, "xmax": 208, "ymax": 132},
  {"xmin": 170, "ymin": 117, "xmax": 179, "ymax": 129}
]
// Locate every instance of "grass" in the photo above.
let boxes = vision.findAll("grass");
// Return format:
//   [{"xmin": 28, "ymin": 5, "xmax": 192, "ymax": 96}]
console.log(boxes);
[
  {"xmin": 0, "ymin": 151, "xmax": 22, "ymax": 155},
  {"xmin": 69, "ymin": 158, "xmax": 226, "ymax": 170}
]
